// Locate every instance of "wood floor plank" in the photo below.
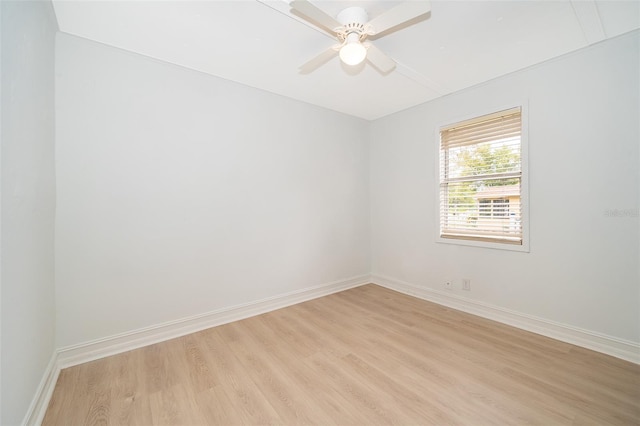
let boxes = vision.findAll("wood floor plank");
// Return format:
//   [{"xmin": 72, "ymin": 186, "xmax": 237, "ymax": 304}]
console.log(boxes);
[
  {"xmin": 226, "ymin": 330, "xmax": 333, "ymax": 424},
  {"xmin": 42, "ymin": 366, "xmax": 83, "ymax": 424},
  {"xmin": 43, "ymin": 284, "xmax": 640, "ymax": 425},
  {"xmin": 198, "ymin": 327, "xmax": 282, "ymax": 425}
]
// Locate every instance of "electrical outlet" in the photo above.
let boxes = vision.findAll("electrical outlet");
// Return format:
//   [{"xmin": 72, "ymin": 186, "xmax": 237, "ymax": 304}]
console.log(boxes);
[{"xmin": 462, "ymin": 279, "xmax": 471, "ymax": 291}]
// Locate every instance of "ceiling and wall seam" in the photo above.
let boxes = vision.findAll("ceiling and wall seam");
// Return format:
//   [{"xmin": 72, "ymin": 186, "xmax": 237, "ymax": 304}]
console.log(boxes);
[{"xmin": 50, "ymin": 0, "xmax": 639, "ymax": 120}]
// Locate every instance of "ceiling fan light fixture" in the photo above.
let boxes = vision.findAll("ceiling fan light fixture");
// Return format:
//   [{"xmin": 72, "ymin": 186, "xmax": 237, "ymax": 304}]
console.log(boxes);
[
  {"xmin": 292, "ymin": 0, "xmax": 426, "ymax": 73},
  {"xmin": 339, "ymin": 34, "xmax": 367, "ymax": 66}
]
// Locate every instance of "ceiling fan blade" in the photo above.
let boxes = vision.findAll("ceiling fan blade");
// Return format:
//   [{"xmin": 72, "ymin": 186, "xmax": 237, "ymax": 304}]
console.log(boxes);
[
  {"xmin": 365, "ymin": 43, "xmax": 396, "ymax": 74},
  {"xmin": 367, "ymin": 1, "xmax": 431, "ymax": 35},
  {"xmin": 299, "ymin": 46, "xmax": 338, "ymax": 74},
  {"xmin": 290, "ymin": 0, "xmax": 342, "ymax": 34}
]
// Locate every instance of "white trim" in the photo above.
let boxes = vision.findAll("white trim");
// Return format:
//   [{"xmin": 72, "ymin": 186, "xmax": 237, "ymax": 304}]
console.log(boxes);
[
  {"xmin": 22, "ymin": 352, "xmax": 60, "ymax": 426},
  {"xmin": 24, "ymin": 273, "xmax": 640, "ymax": 424},
  {"xmin": 57, "ymin": 274, "xmax": 370, "ymax": 369},
  {"xmin": 371, "ymin": 273, "xmax": 640, "ymax": 364},
  {"xmin": 28, "ymin": 275, "xmax": 369, "ymax": 423}
]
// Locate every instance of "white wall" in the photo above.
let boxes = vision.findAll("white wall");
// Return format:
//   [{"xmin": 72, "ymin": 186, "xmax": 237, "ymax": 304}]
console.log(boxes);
[
  {"xmin": 1, "ymin": 1, "xmax": 57, "ymax": 424},
  {"xmin": 370, "ymin": 31, "xmax": 639, "ymax": 343},
  {"xmin": 55, "ymin": 33, "xmax": 370, "ymax": 348}
]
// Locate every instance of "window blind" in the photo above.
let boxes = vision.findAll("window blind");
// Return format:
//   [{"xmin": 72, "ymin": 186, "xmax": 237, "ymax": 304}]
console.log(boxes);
[{"xmin": 439, "ymin": 107, "xmax": 523, "ymax": 244}]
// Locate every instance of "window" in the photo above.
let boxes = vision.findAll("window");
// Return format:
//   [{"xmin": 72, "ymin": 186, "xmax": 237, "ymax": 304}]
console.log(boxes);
[{"xmin": 438, "ymin": 107, "xmax": 526, "ymax": 248}]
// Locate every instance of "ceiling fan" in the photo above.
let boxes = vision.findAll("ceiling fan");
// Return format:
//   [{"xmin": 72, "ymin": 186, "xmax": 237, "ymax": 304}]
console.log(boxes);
[{"xmin": 290, "ymin": 0, "xmax": 431, "ymax": 74}]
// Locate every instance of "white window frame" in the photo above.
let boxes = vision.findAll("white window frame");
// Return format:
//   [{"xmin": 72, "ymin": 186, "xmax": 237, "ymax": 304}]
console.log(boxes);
[{"xmin": 435, "ymin": 102, "xmax": 530, "ymax": 252}]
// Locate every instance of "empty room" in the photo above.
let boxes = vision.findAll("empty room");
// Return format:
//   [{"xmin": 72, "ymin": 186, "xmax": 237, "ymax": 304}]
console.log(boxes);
[{"xmin": 2, "ymin": 0, "xmax": 639, "ymax": 424}]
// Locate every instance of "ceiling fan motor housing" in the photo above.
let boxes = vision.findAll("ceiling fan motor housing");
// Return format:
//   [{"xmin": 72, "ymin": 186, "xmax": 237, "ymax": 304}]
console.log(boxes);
[
  {"xmin": 337, "ymin": 6, "xmax": 368, "ymax": 25},
  {"xmin": 337, "ymin": 7, "xmax": 369, "ymax": 41}
]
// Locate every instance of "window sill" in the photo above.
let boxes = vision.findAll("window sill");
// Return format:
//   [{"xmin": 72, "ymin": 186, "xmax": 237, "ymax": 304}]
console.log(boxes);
[{"xmin": 436, "ymin": 235, "xmax": 530, "ymax": 252}]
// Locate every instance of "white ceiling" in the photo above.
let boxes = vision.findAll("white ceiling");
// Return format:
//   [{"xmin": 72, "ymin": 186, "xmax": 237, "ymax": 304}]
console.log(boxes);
[{"xmin": 52, "ymin": 0, "xmax": 639, "ymax": 120}]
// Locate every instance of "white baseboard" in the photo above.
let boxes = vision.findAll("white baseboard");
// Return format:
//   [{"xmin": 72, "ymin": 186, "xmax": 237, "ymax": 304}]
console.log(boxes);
[
  {"xmin": 25, "ymin": 275, "xmax": 369, "ymax": 424},
  {"xmin": 56, "ymin": 274, "xmax": 370, "ymax": 369},
  {"xmin": 26, "ymin": 272, "xmax": 639, "ymax": 424},
  {"xmin": 370, "ymin": 273, "xmax": 640, "ymax": 364},
  {"xmin": 22, "ymin": 352, "xmax": 60, "ymax": 426}
]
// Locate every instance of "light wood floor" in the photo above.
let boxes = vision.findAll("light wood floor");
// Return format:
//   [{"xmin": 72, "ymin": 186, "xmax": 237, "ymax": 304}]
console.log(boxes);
[{"xmin": 43, "ymin": 284, "xmax": 640, "ymax": 425}]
